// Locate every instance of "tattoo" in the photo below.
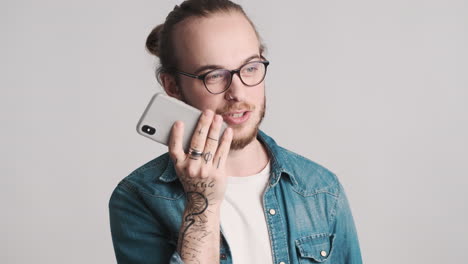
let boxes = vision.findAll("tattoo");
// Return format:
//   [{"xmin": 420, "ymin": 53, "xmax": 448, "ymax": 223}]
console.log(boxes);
[
  {"xmin": 187, "ymin": 180, "xmax": 215, "ymax": 190},
  {"xmin": 189, "ymin": 157, "xmax": 199, "ymax": 160},
  {"xmin": 217, "ymin": 157, "xmax": 221, "ymax": 169},
  {"xmin": 203, "ymin": 152, "xmax": 212, "ymax": 164},
  {"xmin": 178, "ymin": 192, "xmax": 208, "ymax": 253},
  {"xmin": 198, "ymin": 128, "xmax": 203, "ymax": 135},
  {"xmin": 178, "ymin": 188, "xmax": 216, "ymax": 263},
  {"xmin": 177, "ymin": 182, "xmax": 215, "ymax": 262},
  {"xmin": 207, "ymin": 136, "xmax": 218, "ymax": 141}
]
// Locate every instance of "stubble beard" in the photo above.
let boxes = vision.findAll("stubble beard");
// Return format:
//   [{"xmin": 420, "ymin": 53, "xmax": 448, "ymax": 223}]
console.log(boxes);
[
  {"xmin": 229, "ymin": 96, "xmax": 266, "ymax": 150},
  {"xmin": 178, "ymin": 90, "xmax": 266, "ymax": 151}
]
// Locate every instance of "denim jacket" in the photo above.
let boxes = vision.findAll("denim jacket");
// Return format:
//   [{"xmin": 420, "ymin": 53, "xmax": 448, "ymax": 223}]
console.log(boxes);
[{"xmin": 109, "ymin": 130, "xmax": 362, "ymax": 264}]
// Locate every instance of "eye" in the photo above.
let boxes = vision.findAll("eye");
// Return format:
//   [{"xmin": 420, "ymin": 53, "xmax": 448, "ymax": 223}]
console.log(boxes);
[
  {"xmin": 241, "ymin": 63, "xmax": 260, "ymax": 75},
  {"xmin": 205, "ymin": 70, "xmax": 226, "ymax": 83},
  {"xmin": 246, "ymin": 66, "xmax": 258, "ymax": 72}
]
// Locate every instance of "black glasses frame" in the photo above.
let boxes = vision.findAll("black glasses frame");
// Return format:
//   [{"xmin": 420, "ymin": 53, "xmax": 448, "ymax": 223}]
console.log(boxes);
[{"xmin": 176, "ymin": 60, "xmax": 270, "ymax": 94}]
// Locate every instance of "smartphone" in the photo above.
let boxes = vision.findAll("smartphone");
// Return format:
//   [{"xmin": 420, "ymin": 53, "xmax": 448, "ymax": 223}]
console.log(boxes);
[{"xmin": 136, "ymin": 93, "xmax": 227, "ymax": 151}]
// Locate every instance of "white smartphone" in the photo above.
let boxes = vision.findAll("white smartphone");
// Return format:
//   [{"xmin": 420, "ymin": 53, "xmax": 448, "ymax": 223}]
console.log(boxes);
[{"xmin": 136, "ymin": 93, "xmax": 227, "ymax": 151}]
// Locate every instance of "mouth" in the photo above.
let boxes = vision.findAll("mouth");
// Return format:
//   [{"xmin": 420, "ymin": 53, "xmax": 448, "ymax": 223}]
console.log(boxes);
[{"xmin": 222, "ymin": 111, "xmax": 251, "ymax": 125}]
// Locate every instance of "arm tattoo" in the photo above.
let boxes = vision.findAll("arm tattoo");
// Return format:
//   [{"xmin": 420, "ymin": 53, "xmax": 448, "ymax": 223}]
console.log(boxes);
[
  {"xmin": 178, "ymin": 192, "xmax": 209, "ymax": 254},
  {"xmin": 178, "ymin": 180, "xmax": 216, "ymax": 262}
]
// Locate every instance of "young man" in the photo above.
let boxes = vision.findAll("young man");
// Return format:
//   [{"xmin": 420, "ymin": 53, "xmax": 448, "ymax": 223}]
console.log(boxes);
[{"xmin": 109, "ymin": 0, "xmax": 362, "ymax": 263}]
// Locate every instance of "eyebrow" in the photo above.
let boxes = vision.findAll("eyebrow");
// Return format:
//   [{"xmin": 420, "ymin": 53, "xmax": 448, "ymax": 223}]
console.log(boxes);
[{"xmin": 193, "ymin": 54, "xmax": 261, "ymax": 75}]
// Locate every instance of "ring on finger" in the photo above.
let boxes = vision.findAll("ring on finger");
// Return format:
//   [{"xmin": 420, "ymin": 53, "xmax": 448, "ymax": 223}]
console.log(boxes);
[{"xmin": 188, "ymin": 148, "xmax": 203, "ymax": 157}]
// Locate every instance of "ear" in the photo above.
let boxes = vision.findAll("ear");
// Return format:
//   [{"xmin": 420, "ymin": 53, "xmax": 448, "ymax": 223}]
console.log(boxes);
[{"xmin": 160, "ymin": 73, "xmax": 183, "ymax": 100}]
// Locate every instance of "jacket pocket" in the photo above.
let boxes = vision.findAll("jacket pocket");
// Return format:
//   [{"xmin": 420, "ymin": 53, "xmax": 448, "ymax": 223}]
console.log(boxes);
[{"xmin": 295, "ymin": 233, "xmax": 335, "ymax": 263}]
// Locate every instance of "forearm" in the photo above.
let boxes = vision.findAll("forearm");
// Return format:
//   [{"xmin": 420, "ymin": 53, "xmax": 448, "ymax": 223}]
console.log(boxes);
[
  {"xmin": 177, "ymin": 203, "xmax": 221, "ymax": 264},
  {"xmin": 169, "ymin": 111, "xmax": 232, "ymax": 263}
]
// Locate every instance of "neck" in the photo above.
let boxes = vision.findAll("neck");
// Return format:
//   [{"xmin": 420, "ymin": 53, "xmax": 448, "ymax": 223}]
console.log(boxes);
[{"xmin": 225, "ymin": 136, "xmax": 269, "ymax": 177}]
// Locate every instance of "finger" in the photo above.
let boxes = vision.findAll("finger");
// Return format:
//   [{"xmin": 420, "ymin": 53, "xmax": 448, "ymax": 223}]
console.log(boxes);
[
  {"xmin": 213, "ymin": 127, "xmax": 233, "ymax": 170},
  {"xmin": 168, "ymin": 121, "xmax": 185, "ymax": 165},
  {"xmin": 201, "ymin": 114, "xmax": 223, "ymax": 165},
  {"xmin": 188, "ymin": 110, "xmax": 215, "ymax": 161}
]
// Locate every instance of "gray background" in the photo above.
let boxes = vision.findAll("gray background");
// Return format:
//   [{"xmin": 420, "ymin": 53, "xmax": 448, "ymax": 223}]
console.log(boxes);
[{"xmin": 2, "ymin": 0, "xmax": 467, "ymax": 263}]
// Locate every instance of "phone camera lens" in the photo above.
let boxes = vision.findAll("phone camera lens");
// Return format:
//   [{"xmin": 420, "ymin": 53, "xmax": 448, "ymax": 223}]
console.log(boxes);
[{"xmin": 142, "ymin": 125, "xmax": 156, "ymax": 135}]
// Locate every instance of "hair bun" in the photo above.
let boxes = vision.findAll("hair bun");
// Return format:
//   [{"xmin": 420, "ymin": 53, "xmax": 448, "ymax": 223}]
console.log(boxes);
[{"xmin": 146, "ymin": 24, "xmax": 164, "ymax": 57}]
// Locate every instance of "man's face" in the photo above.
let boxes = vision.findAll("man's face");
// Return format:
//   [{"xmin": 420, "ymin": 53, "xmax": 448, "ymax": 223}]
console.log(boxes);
[{"xmin": 172, "ymin": 12, "xmax": 266, "ymax": 150}]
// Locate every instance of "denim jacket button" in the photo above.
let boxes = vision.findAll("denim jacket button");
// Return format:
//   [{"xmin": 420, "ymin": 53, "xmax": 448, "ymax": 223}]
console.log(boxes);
[
  {"xmin": 279, "ymin": 262, "xmax": 286, "ymax": 264},
  {"xmin": 220, "ymin": 253, "xmax": 227, "ymax": 260},
  {"xmin": 320, "ymin": 250, "xmax": 327, "ymax": 257},
  {"xmin": 269, "ymin": 209, "xmax": 276, "ymax": 215}
]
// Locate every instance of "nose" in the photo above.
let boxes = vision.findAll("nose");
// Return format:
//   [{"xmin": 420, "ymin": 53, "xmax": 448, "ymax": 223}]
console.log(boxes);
[{"xmin": 224, "ymin": 73, "xmax": 246, "ymax": 101}]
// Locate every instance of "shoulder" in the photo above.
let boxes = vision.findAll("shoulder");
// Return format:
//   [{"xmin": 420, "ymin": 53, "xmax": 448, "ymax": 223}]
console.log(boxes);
[
  {"xmin": 112, "ymin": 153, "xmax": 183, "ymax": 200},
  {"xmin": 125, "ymin": 153, "xmax": 171, "ymax": 183},
  {"xmin": 259, "ymin": 131, "xmax": 341, "ymax": 197},
  {"xmin": 278, "ymin": 146, "xmax": 341, "ymax": 196}
]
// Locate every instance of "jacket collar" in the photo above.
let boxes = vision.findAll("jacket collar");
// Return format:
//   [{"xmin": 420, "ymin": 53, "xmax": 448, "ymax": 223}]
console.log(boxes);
[
  {"xmin": 257, "ymin": 130, "xmax": 298, "ymax": 187},
  {"xmin": 158, "ymin": 130, "xmax": 298, "ymax": 187}
]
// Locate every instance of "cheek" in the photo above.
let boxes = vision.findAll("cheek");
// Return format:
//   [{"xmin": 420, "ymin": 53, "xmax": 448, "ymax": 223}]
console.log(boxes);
[
  {"xmin": 179, "ymin": 79, "xmax": 208, "ymax": 105},
  {"xmin": 182, "ymin": 87, "xmax": 223, "ymax": 111},
  {"xmin": 251, "ymin": 84, "xmax": 265, "ymax": 101}
]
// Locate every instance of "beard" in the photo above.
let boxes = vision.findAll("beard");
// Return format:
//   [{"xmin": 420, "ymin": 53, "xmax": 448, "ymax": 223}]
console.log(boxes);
[
  {"xmin": 218, "ymin": 96, "xmax": 266, "ymax": 150},
  {"xmin": 178, "ymin": 89, "xmax": 266, "ymax": 151}
]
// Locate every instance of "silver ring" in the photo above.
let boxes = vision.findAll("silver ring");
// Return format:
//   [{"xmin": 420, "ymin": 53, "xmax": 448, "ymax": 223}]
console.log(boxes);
[{"xmin": 188, "ymin": 148, "xmax": 203, "ymax": 157}]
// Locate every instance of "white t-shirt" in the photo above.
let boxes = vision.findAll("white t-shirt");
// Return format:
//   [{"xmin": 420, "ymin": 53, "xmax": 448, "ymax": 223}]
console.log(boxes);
[{"xmin": 220, "ymin": 162, "xmax": 273, "ymax": 264}]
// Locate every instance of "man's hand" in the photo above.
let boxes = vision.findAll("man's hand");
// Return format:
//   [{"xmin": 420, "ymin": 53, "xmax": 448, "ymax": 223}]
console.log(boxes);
[{"xmin": 169, "ymin": 109, "xmax": 232, "ymax": 263}]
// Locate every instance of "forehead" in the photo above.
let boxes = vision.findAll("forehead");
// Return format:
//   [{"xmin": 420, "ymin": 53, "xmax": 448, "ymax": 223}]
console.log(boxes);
[{"xmin": 173, "ymin": 12, "xmax": 260, "ymax": 71}]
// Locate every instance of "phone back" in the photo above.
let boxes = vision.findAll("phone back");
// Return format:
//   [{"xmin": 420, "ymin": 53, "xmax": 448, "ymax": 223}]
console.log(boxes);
[{"xmin": 136, "ymin": 93, "xmax": 226, "ymax": 151}]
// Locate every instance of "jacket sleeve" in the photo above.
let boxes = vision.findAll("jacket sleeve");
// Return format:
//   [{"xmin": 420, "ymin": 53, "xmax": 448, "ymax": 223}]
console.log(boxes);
[
  {"xmin": 109, "ymin": 180, "xmax": 184, "ymax": 264},
  {"xmin": 328, "ymin": 183, "xmax": 363, "ymax": 263}
]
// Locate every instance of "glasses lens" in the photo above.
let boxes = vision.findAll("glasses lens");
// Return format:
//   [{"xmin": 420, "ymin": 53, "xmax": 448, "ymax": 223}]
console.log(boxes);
[
  {"xmin": 204, "ymin": 69, "xmax": 230, "ymax": 94},
  {"xmin": 240, "ymin": 62, "xmax": 266, "ymax": 86}
]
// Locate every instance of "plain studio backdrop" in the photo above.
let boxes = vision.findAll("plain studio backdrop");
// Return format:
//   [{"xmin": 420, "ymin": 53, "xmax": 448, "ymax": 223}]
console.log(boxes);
[{"xmin": 2, "ymin": 0, "xmax": 467, "ymax": 263}]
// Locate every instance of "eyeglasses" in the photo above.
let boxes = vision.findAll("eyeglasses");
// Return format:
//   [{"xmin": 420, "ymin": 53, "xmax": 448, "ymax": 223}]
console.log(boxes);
[{"xmin": 176, "ymin": 60, "xmax": 270, "ymax": 94}]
